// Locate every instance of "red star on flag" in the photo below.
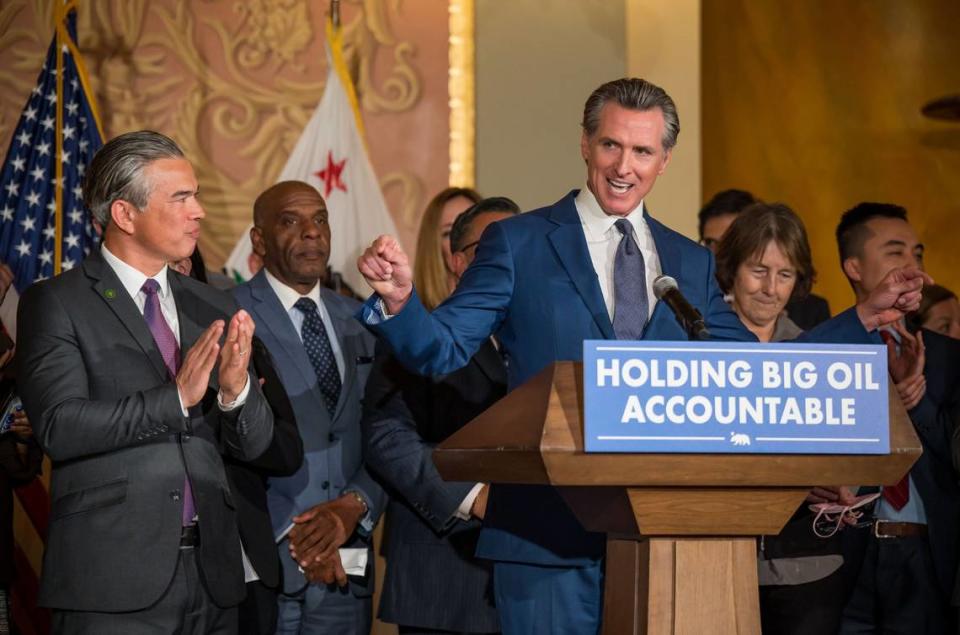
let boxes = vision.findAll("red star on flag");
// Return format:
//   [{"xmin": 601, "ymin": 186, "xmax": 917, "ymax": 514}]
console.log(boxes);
[{"xmin": 314, "ymin": 151, "xmax": 348, "ymax": 198}]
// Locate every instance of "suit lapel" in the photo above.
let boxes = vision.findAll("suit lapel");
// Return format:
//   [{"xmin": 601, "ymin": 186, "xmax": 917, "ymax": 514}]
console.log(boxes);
[
  {"xmin": 645, "ymin": 212, "xmax": 683, "ymax": 284},
  {"xmin": 322, "ymin": 288, "xmax": 359, "ymax": 424},
  {"xmin": 546, "ymin": 192, "xmax": 615, "ymax": 339},
  {"xmin": 85, "ymin": 252, "xmax": 170, "ymax": 382},
  {"xmin": 169, "ymin": 272, "xmax": 204, "ymax": 355},
  {"xmin": 644, "ymin": 212, "xmax": 687, "ymax": 337},
  {"xmin": 248, "ymin": 271, "xmax": 318, "ymax": 394},
  {"xmin": 169, "ymin": 272, "xmax": 214, "ymax": 388}
]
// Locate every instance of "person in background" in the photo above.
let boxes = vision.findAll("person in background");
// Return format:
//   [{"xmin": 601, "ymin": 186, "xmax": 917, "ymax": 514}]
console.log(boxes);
[
  {"xmin": 0, "ymin": 263, "xmax": 42, "ymax": 635},
  {"xmin": 908, "ymin": 284, "xmax": 960, "ymax": 339},
  {"xmin": 233, "ymin": 180, "xmax": 386, "ymax": 635},
  {"xmin": 715, "ymin": 202, "xmax": 856, "ymax": 633},
  {"xmin": 699, "ymin": 188, "xmax": 832, "ymax": 330},
  {"xmin": 364, "ymin": 196, "xmax": 520, "ymax": 635},
  {"xmin": 413, "ymin": 187, "xmax": 482, "ymax": 310},
  {"xmin": 835, "ymin": 202, "xmax": 958, "ymax": 634},
  {"xmin": 175, "ymin": 252, "xmax": 305, "ymax": 635}
]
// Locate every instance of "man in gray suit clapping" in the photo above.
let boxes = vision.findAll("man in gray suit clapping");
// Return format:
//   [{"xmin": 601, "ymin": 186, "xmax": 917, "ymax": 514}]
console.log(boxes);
[{"xmin": 16, "ymin": 130, "xmax": 275, "ymax": 634}]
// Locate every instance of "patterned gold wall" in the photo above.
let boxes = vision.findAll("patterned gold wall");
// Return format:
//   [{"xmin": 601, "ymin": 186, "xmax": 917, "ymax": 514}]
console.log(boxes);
[{"xmin": 0, "ymin": 0, "xmax": 452, "ymax": 268}]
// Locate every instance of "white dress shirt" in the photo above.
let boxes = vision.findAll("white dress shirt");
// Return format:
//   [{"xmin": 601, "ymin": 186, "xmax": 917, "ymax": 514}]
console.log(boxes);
[
  {"xmin": 574, "ymin": 187, "xmax": 661, "ymax": 321},
  {"xmin": 264, "ymin": 269, "xmax": 345, "ymax": 380}
]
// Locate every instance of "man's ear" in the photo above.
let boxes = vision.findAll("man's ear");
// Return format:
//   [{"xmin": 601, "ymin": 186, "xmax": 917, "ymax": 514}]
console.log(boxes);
[
  {"xmin": 580, "ymin": 131, "xmax": 590, "ymax": 164},
  {"xmin": 109, "ymin": 200, "xmax": 137, "ymax": 235},
  {"xmin": 658, "ymin": 149, "xmax": 672, "ymax": 175},
  {"xmin": 842, "ymin": 257, "xmax": 862, "ymax": 284},
  {"xmin": 250, "ymin": 226, "xmax": 266, "ymax": 258},
  {"xmin": 451, "ymin": 251, "xmax": 468, "ymax": 280}
]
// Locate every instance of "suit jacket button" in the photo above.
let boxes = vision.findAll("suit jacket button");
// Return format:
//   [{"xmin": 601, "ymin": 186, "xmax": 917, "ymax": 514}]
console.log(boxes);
[
  {"xmin": 170, "ymin": 490, "xmax": 181, "ymax": 501},
  {"xmin": 321, "ymin": 481, "xmax": 330, "ymax": 490},
  {"xmin": 328, "ymin": 433, "xmax": 337, "ymax": 443}
]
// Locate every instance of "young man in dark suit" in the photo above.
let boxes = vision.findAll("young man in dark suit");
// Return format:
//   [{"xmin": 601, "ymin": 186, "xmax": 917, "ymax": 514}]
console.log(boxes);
[{"xmin": 16, "ymin": 130, "xmax": 275, "ymax": 633}]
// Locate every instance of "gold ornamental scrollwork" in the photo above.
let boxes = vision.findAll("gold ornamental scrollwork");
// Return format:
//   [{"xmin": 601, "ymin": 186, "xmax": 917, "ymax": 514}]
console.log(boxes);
[
  {"xmin": 0, "ymin": 1, "xmax": 54, "ymax": 140},
  {"xmin": 66, "ymin": 0, "xmax": 422, "ymax": 266}
]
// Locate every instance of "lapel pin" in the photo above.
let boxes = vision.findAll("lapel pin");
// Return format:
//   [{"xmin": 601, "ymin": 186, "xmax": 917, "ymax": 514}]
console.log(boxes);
[{"xmin": 103, "ymin": 288, "xmax": 116, "ymax": 299}]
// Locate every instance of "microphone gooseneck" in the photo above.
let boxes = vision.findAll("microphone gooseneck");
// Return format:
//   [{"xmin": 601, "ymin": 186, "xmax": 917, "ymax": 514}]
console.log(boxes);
[{"xmin": 653, "ymin": 275, "xmax": 711, "ymax": 341}]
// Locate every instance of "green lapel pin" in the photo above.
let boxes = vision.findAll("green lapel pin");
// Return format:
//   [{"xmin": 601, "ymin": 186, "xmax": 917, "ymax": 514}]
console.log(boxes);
[{"xmin": 104, "ymin": 288, "xmax": 117, "ymax": 299}]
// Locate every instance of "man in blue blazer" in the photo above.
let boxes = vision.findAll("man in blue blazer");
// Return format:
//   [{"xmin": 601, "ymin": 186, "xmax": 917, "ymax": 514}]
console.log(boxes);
[
  {"xmin": 357, "ymin": 78, "xmax": 928, "ymax": 634},
  {"xmin": 234, "ymin": 181, "xmax": 386, "ymax": 635}
]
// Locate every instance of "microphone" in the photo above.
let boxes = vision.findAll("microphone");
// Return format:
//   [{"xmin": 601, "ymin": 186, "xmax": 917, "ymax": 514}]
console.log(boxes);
[{"xmin": 653, "ymin": 275, "xmax": 711, "ymax": 341}]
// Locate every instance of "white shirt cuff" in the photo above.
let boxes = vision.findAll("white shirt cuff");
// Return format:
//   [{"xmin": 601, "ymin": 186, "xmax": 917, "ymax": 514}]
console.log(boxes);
[
  {"xmin": 454, "ymin": 483, "xmax": 486, "ymax": 521},
  {"xmin": 177, "ymin": 387, "xmax": 189, "ymax": 417},
  {"xmin": 218, "ymin": 374, "xmax": 251, "ymax": 411},
  {"xmin": 377, "ymin": 298, "xmax": 395, "ymax": 320}
]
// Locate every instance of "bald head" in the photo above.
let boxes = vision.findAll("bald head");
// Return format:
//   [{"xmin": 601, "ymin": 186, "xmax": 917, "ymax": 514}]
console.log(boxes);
[
  {"xmin": 253, "ymin": 180, "xmax": 323, "ymax": 227},
  {"xmin": 250, "ymin": 180, "xmax": 331, "ymax": 294}
]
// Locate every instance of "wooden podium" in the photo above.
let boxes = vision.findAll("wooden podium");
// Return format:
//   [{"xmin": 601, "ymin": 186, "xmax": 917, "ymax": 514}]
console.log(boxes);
[{"xmin": 434, "ymin": 361, "xmax": 921, "ymax": 635}]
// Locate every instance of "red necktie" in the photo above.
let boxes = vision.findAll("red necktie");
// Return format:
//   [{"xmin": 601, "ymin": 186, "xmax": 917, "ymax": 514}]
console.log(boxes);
[{"xmin": 880, "ymin": 329, "xmax": 909, "ymax": 510}]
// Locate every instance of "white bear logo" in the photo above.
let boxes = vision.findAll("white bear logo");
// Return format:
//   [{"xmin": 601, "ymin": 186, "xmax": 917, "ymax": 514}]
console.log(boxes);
[{"xmin": 730, "ymin": 431, "xmax": 751, "ymax": 447}]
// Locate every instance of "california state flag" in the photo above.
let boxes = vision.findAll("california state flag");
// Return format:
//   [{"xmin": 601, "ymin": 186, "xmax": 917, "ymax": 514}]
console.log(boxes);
[{"xmin": 225, "ymin": 19, "xmax": 398, "ymax": 293}]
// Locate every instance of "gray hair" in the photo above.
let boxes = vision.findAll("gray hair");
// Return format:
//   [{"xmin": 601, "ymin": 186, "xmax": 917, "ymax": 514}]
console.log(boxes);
[
  {"xmin": 581, "ymin": 78, "xmax": 680, "ymax": 151},
  {"xmin": 83, "ymin": 130, "xmax": 184, "ymax": 227}
]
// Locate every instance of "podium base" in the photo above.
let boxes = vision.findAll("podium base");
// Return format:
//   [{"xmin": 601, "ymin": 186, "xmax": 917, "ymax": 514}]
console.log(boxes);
[{"xmin": 602, "ymin": 536, "xmax": 761, "ymax": 635}]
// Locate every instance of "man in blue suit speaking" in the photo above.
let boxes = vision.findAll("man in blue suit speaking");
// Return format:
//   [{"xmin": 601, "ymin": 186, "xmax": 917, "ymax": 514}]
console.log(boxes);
[{"xmin": 356, "ymin": 78, "xmax": 929, "ymax": 634}]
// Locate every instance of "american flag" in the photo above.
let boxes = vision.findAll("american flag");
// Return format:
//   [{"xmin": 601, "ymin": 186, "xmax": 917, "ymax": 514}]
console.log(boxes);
[
  {"xmin": 0, "ymin": 7, "xmax": 102, "ymax": 635},
  {"xmin": 0, "ymin": 8, "xmax": 103, "ymax": 293}
]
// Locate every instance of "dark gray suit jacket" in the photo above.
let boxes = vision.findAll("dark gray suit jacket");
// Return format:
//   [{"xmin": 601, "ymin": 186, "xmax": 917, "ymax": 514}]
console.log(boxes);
[
  {"xmin": 233, "ymin": 271, "xmax": 386, "ymax": 597},
  {"xmin": 363, "ymin": 339, "xmax": 505, "ymax": 632},
  {"xmin": 16, "ymin": 251, "xmax": 274, "ymax": 611}
]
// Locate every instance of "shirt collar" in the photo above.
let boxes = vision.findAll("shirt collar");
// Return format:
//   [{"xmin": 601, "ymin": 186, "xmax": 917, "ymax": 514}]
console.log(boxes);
[
  {"xmin": 264, "ymin": 268, "xmax": 322, "ymax": 313},
  {"xmin": 575, "ymin": 187, "xmax": 647, "ymax": 239},
  {"xmin": 100, "ymin": 244, "xmax": 171, "ymax": 300}
]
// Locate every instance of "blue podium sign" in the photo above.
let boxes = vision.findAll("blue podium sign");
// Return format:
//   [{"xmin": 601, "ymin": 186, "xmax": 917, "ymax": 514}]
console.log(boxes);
[{"xmin": 583, "ymin": 340, "xmax": 889, "ymax": 454}]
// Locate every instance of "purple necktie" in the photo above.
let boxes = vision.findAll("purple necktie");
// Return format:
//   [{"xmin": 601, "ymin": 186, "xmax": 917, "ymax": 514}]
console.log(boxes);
[{"xmin": 141, "ymin": 279, "xmax": 196, "ymax": 526}]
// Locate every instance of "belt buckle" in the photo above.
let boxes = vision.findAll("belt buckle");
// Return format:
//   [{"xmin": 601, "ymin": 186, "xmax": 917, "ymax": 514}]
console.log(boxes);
[{"xmin": 873, "ymin": 520, "xmax": 895, "ymax": 539}]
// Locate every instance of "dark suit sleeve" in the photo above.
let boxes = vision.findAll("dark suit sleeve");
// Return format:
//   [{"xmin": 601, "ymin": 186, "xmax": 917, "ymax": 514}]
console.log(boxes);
[
  {"xmin": 239, "ymin": 337, "xmax": 303, "ymax": 476},
  {"xmin": 16, "ymin": 282, "xmax": 189, "ymax": 462},
  {"xmin": 362, "ymin": 350, "xmax": 475, "ymax": 533}
]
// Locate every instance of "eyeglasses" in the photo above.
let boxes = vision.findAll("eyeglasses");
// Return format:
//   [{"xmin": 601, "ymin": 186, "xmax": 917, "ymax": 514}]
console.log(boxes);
[{"xmin": 456, "ymin": 240, "xmax": 480, "ymax": 255}]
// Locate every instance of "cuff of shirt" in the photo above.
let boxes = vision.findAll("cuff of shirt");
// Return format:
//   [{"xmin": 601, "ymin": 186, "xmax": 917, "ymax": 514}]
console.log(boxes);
[
  {"xmin": 454, "ymin": 483, "xmax": 486, "ymax": 521},
  {"xmin": 218, "ymin": 374, "xmax": 251, "ymax": 411},
  {"xmin": 177, "ymin": 386, "xmax": 189, "ymax": 417}
]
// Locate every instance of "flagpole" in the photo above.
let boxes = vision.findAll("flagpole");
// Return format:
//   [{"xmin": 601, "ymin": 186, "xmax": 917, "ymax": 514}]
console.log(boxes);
[
  {"xmin": 331, "ymin": 0, "xmax": 340, "ymax": 29},
  {"xmin": 54, "ymin": 2, "xmax": 66, "ymax": 276}
]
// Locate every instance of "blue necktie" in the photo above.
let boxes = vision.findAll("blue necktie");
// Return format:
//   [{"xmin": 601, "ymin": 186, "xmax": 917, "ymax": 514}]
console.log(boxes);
[
  {"xmin": 612, "ymin": 218, "xmax": 649, "ymax": 340},
  {"xmin": 294, "ymin": 297, "xmax": 341, "ymax": 416}
]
